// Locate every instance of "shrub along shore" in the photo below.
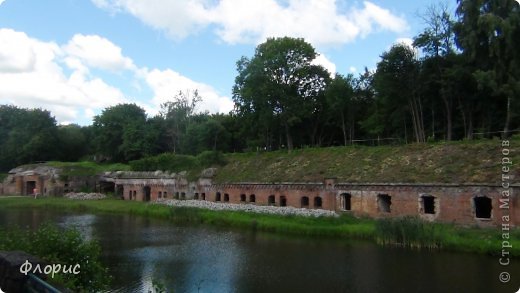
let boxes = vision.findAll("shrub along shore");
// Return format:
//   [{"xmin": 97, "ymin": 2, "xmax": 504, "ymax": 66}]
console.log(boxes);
[{"xmin": 0, "ymin": 196, "xmax": 518, "ymax": 256}]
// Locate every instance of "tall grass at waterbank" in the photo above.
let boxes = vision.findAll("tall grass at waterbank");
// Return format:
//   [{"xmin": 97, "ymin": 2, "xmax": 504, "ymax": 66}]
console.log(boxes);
[
  {"xmin": 0, "ymin": 197, "xmax": 518, "ymax": 256},
  {"xmin": 375, "ymin": 216, "xmax": 442, "ymax": 249}
]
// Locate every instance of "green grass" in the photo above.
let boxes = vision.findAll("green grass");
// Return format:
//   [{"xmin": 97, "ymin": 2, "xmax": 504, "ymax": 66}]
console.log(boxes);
[
  {"xmin": 16, "ymin": 161, "xmax": 130, "ymax": 177},
  {"xmin": 0, "ymin": 223, "xmax": 111, "ymax": 291},
  {"xmin": 1, "ymin": 197, "xmax": 518, "ymax": 256},
  {"xmin": 215, "ymin": 138, "xmax": 519, "ymax": 183},
  {"xmin": 9, "ymin": 138, "xmax": 516, "ymax": 184}
]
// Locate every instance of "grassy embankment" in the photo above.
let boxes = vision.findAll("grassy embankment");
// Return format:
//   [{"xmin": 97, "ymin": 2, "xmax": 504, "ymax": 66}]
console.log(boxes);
[
  {"xmin": 215, "ymin": 137, "xmax": 519, "ymax": 183},
  {"xmin": 1, "ymin": 197, "xmax": 518, "ymax": 256},
  {"xmin": 12, "ymin": 137, "xmax": 518, "ymax": 183}
]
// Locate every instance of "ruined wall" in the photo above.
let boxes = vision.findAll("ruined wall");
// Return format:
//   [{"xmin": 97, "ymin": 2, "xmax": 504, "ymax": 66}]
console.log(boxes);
[
  {"xmin": 201, "ymin": 183, "xmax": 335, "ymax": 210},
  {"xmin": 333, "ymin": 184, "xmax": 517, "ymax": 227},
  {"xmin": 112, "ymin": 173, "xmax": 518, "ymax": 227}
]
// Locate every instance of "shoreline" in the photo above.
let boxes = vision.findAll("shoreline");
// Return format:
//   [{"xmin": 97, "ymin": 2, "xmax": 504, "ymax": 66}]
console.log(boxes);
[{"xmin": 0, "ymin": 196, "xmax": 518, "ymax": 256}]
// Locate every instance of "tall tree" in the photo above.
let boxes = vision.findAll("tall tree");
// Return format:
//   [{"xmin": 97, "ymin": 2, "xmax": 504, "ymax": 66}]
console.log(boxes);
[
  {"xmin": 160, "ymin": 90, "xmax": 201, "ymax": 153},
  {"xmin": 93, "ymin": 103, "xmax": 147, "ymax": 162},
  {"xmin": 372, "ymin": 44, "xmax": 425, "ymax": 143},
  {"xmin": 325, "ymin": 74, "xmax": 356, "ymax": 146},
  {"xmin": 455, "ymin": 0, "xmax": 520, "ymax": 137},
  {"xmin": 414, "ymin": 3, "xmax": 457, "ymax": 140},
  {"xmin": 0, "ymin": 105, "xmax": 58, "ymax": 170},
  {"xmin": 233, "ymin": 37, "xmax": 329, "ymax": 152}
]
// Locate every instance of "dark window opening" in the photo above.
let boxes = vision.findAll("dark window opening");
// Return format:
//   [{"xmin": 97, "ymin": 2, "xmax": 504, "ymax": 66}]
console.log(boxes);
[
  {"xmin": 174, "ymin": 192, "xmax": 179, "ymax": 199},
  {"xmin": 224, "ymin": 193, "xmax": 229, "ymax": 202},
  {"xmin": 421, "ymin": 195, "xmax": 435, "ymax": 214},
  {"xmin": 201, "ymin": 193, "xmax": 206, "ymax": 200},
  {"xmin": 26, "ymin": 181, "xmax": 36, "ymax": 196},
  {"xmin": 163, "ymin": 191, "xmax": 167, "ymax": 198},
  {"xmin": 378, "ymin": 194, "xmax": 391, "ymax": 213},
  {"xmin": 250, "ymin": 194, "xmax": 256, "ymax": 203},
  {"xmin": 181, "ymin": 192, "xmax": 186, "ymax": 200},
  {"xmin": 280, "ymin": 196, "xmax": 287, "ymax": 207},
  {"xmin": 216, "ymin": 192, "xmax": 221, "ymax": 202},
  {"xmin": 314, "ymin": 196, "xmax": 322, "ymax": 208},
  {"xmin": 474, "ymin": 196, "xmax": 492, "ymax": 219},
  {"xmin": 341, "ymin": 193, "xmax": 351, "ymax": 211},
  {"xmin": 301, "ymin": 196, "xmax": 309, "ymax": 208},
  {"xmin": 158, "ymin": 191, "xmax": 162, "ymax": 198},
  {"xmin": 194, "ymin": 193, "xmax": 199, "ymax": 200},
  {"xmin": 240, "ymin": 194, "xmax": 246, "ymax": 202},
  {"xmin": 268, "ymin": 195, "xmax": 276, "ymax": 206},
  {"xmin": 143, "ymin": 186, "xmax": 151, "ymax": 202}
]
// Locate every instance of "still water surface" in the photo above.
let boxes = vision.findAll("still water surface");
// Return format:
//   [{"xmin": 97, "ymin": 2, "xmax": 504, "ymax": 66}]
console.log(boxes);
[{"xmin": 0, "ymin": 208, "xmax": 517, "ymax": 293}]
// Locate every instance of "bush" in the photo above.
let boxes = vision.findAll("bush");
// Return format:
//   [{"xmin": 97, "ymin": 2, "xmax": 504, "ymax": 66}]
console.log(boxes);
[
  {"xmin": 0, "ymin": 223, "xmax": 111, "ymax": 291},
  {"xmin": 130, "ymin": 151, "xmax": 227, "ymax": 172},
  {"xmin": 196, "ymin": 150, "xmax": 227, "ymax": 167},
  {"xmin": 130, "ymin": 153, "xmax": 196, "ymax": 172}
]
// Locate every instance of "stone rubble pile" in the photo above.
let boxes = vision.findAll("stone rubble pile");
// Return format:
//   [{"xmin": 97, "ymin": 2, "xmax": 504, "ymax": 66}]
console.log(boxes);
[
  {"xmin": 65, "ymin": 192, "xmax": 106, "ymax": 200},
  {"xmin": 154, "ymin": 198, "xmax": 337, "ymax": 217}
]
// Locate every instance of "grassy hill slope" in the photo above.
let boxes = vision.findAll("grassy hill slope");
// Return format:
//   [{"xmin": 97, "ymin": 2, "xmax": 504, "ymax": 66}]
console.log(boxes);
[{"xmin": 215, "ymin": 138, "xmax": 519, "ymax": 184}]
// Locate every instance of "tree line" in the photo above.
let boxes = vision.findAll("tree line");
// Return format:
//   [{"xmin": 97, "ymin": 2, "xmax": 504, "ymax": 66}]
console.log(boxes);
[{"xmin": 0, "ymin": 0, "xmax": 518, "ymax": 172}]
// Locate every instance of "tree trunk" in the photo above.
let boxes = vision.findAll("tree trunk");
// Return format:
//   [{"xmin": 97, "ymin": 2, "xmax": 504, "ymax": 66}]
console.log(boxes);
[
  {"xmin": 503, "ymin": 96, "xmax": 511, "ymax": 138},
  {"xmin": 441, "ymin": 95, "xmax": 452, "ymax": 141},
  {"xmin": 285, "ymin": 122, "xmax": 293, "ymax": 152},
  {"xmin": 341, "ymin": 112, "xmax": 347, "ymax": 146}
]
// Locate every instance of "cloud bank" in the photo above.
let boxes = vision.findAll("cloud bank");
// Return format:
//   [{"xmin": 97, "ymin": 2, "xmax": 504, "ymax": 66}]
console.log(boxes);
[
  {"xmin": 0, "ymin": 29, "xmax": 232, "ymax": 124},
  {"xmin": 92, "ymin": 0, "xmax": 408, "ymax": 47}
]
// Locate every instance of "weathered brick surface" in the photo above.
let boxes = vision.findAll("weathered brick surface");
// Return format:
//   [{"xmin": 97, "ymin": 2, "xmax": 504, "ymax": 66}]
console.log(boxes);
[{"xmin": 2, "ymin": 168, "xmax": 517, "ymax": 227}]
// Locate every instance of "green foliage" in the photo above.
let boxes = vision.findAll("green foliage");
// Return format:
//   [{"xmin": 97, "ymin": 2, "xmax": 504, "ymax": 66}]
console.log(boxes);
[
  {"xmin": 0, "ymin": 223, "xmax": 111, "ymax": 291},
  {"xmin": 196, "ymin": 150, "xmax": 227, "ymax": 166},
  {"xmin": 233, "ymin": 37, "xmax": 330, "ymax": 151},
  {"xmin": 129, "ymin": 151, "xmax": 227, "ymax": 177},
  {"xmin": 129, "ymin": 153, "xmax": 197, "ymax": 172},
  {"xmin": 375, "ymin": 216, "xmax": 442, "ymax": 249},
  {"xmin": 45, "ymin": 161, "xmax": 130, "ymax": 176},
  {"xmin": 0, "ymin": 105, "xmax": 60, "ymax": 171},
  {"xmin": 92, "ymin": 103, "xmax": 147, "ymax": 162},
  {"xmin": 1, "ymin": 0, "xmax": 519, "ymax": 168}
]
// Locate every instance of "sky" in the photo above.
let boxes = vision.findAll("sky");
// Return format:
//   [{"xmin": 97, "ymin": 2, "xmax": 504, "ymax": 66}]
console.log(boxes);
[{"xmin": 0, "ymin": 0, "xmax": 451, "ymax": 125}]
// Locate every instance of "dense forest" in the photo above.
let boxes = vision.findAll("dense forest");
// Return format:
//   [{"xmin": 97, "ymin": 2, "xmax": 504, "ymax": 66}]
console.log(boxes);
[{"xmin": 0, "ymin": 0, "xmax": 518, "ymax": 172}]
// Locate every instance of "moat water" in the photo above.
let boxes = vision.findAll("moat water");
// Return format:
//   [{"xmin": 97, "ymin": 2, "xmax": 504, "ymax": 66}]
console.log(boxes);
[{"xmin": 0, "ymin": 208, "xmax": 518, "ymax": 293}]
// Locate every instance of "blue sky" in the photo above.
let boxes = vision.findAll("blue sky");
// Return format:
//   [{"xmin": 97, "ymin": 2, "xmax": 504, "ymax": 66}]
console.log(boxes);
[{"xmin": 0, "ymin": 0, "xmax": 450, "ymax": 125}]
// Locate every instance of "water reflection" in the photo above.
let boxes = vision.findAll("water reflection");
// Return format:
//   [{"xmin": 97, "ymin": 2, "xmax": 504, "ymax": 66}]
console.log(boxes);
[{"xmin": 0, "ymin": 208, "xmax": 518, "ymax": 293}]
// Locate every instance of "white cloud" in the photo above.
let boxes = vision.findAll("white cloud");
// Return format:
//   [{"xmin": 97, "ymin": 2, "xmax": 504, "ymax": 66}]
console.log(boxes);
[
  {"xmin": 92, "ymin": 0, "xmax": 211, "ymax": 40},
  {"xmin": 92, "ymin": 0, "xmax": 408, "ymax": 47},
  {"xmin": 349, "ymin": 66, "xmax": 357, "ymax": 73},
  {"xmin": 144, "ymin": 68, "xmax": 234, "ymax": 114},
  {"xmin": 0, "ymin": 29, "xmax": 127, "ymax": 124},
  {"xmin": 0, "ymin": 0, "xmax": 5, "ymax": 6},
  {"xmin": 64, "ymin": 34, "xmax": 135, "ymax": 71},
  {"xmin": 0, "ymin": 28, "xmax": 232, "ymax": 124},
  {"xmin": 311, "ymin": 53, "xmax": 336, "ymax": 76},
  {"xmin": 395, "ymin": 37, "xmax": 413, "ymax": 48}
]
